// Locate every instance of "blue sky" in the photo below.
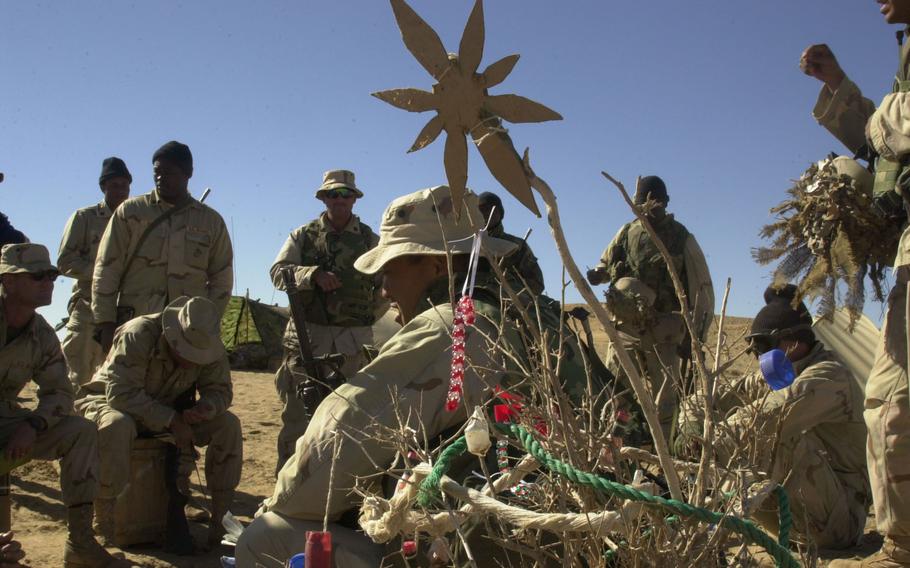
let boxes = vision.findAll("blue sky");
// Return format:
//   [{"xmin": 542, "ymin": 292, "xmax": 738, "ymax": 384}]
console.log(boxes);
[{"xmin": 0, "ymin": 1, "xmax": 900, "ymax": 327}]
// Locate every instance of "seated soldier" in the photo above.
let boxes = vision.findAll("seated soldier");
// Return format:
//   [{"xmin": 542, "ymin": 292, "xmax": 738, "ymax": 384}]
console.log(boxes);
[
  {"xmin": 76, "ymin": 296, "xmax": 242, "ymax": 553},
  {"xmin": 0, "ymin": 243, "xmax": 127, "ymax": 567},
  {"xmin": 236, "ymin": 185, "xmax": 607, "ymax": 567},
  {"xmin": 677, "ymin": 285, "xmax": 870, "ymax": 549}
]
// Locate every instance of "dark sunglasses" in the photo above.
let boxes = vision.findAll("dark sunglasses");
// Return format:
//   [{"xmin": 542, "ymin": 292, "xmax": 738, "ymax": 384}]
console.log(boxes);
[
  {"xmin": 323, "ymin": 189, "xmax": 355, "ymax": 199},
  {"xmin": 28, "ymin": 270, "xmax": 59, "ymax": 282},
  {"xmin": 747, "ymin": 335, "xmax": 778, "ymax": 357}
]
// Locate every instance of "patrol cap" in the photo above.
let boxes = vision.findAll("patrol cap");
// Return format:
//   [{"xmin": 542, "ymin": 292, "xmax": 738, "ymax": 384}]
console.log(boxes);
[
  {"xmin": 315, "ymin": 169, "xmax": 364, "ymax": 198},
  {"xmin": 354, "ymin": 185, "xmax": 518, "ymax": 275},
  {"xmin": 162, "ymin": 296, "xmax": 226, "ymax": 365},
  {"xmin": 0, "ymin": 243, "xmax": 58, "ymax": 276}
]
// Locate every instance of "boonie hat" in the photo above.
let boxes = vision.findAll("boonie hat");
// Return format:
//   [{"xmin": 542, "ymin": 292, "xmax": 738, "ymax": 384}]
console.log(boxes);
[
  {"xmin": 354, "ymin": 185, "xmax": 518, "ymax": 275},
  {"xmin": 315, "ymin": 169, "xmax": 364, "ymax": 198},
  {"xmin": 162, "ymin": 296, "xmax": 226, "ymax": 365},
  {"xmin": 0, "ymin": 243, "xmax": 58, "ymax": 276}
]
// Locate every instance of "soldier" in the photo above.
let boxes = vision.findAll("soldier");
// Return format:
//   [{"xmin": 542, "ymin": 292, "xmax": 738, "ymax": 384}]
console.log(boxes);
[
  {"xmin": 586, "ymin": 175, "xmax": 714, "ymax": 438},
  {"xmin": 0, "ymin": 213, "xmax": 26, "ymax": 248},
  {"xmin": 92, "ymin": 141, "xmax": 233, "ymax": 355},
  {"xmin": 678, "ymin": 286, "xmax": 870, "ymax": 549},
  {"xmin": 237, "ymin": 185, "xmax": 612, "ymax": 567},
  {"xmin": 0, "ymin": 243, "xmax": 127, "ymax": 568},
  {"xmin": 477, "ymin": 191, "xmax": 545, "ymax": 295},
  {"xmin": 269, "ymin": 169, "xmax": 382, "ymax": 473},
  {"xmin": 804, "ymin": 2, "xmax": 910, "ymax": 565},
  {"xmin": 76, "ymin": 295, "xmax": 242, "ymax": 553},
  {"xmin": 58, "ymin": 157, "xmax": 131, "ymax": 387}
]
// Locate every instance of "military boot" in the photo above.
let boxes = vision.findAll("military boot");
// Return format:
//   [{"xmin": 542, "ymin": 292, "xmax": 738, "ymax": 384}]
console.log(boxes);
[
  {"xmin": 62, "ymin": 503, "xmax": 131, "ymax": 568},
  {"xmin": 164, "ymin": 488, "xmax": 195, "ymax": 555},
  {"xmin": 206, "ymin": 489, "xmax": 235, "ymax": 548},
  {"xmin": 93, "ymin": 498, "xmax": 116, "ymax": 546},
  {"xmin": 828, "ymin": 537, "xmax": 910, "ymax": 567}
]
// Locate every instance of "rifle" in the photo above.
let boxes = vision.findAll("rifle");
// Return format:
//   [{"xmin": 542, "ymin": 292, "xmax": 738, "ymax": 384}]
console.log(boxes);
[{"xmin": 280, "ymin": 268, "xmax": 331, "ymax": 413}]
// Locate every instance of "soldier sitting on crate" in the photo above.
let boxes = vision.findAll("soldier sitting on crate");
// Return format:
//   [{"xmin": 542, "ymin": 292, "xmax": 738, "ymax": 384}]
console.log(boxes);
[
  {"xmin": 0, "ymin": 243, "xmax": 128, "ymax": 568},
  {"xmin": 76, "ymin": 295, "xmax": 242, "ymax": 554}
]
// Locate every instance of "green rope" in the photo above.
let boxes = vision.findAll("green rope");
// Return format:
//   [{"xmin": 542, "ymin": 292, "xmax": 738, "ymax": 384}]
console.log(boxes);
[{"xmin": 418, "ymin": 424, "xmax": 799, "ymax": 568}]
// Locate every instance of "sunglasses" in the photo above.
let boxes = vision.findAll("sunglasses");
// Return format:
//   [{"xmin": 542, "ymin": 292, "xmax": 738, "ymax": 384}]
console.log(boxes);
[
  {"xmin": 28, "ymin": 270, "xmax": 59, "ymax": 282},
  {"xmin": 323, "ymin": 189, "xmax": 355, "ymax": 199},
  {"xmin": 747, "ymin": 335, "xmax": 778, "ymax": 357}
]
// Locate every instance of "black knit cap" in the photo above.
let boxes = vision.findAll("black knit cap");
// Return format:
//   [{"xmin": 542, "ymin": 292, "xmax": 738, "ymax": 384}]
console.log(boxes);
[
  {"xmin": 633, "ymin": 175, "xmax": 669, "ymax": 205},
  {"xmin": 748, "ymin": 284, "xmax": 813, "ymax": 338},
  {"xmin": 152, "ymin": 141, "xmax": 193, "ymax": 176},
  {"xmin": 478, "ymin": 191, "xmax": 504, "ymax": 218},
  {"xmin": 98, "ymin": 157, "xmax": 132, "ymax": 186}
]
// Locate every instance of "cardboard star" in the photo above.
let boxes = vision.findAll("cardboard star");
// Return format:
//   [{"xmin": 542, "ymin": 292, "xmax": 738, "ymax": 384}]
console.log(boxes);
[{"xmin": 373, "ymin": 0, "xmax": 562, "ymax": 216}]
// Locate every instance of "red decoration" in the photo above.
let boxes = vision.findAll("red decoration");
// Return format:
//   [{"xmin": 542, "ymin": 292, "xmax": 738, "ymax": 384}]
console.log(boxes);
[
  {"xmin": 445, "ymin": 296, "xmax": 475, "ymax": 412},
  {"xmin": 305, "ymin": 531, "xmax": 332, "ymax": 568}
]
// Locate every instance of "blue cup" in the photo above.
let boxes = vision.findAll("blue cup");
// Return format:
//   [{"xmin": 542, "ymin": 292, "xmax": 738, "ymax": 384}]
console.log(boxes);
[
  {"xmin": 287, "ymin": 553, "xmax": 306, "ymax": 568},
  {"xmin": 759, "ymin": 349, "xmax": 796, "ymax": 390}
]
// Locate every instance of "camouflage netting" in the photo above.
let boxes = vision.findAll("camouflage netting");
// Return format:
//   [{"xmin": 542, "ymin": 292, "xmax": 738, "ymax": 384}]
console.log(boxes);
[
  {"xmin": 753, "ymin": 158, "xmax": 898, "ymax": 328},
  {"xmin": 220, "ymin": 295, "xmax": 288, "ymax": 370}
]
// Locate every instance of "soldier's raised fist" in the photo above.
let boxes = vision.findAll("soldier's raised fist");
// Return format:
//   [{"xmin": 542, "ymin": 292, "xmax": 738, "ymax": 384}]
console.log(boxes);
[{"xmin": 800, "ymin": 44, "xmax": 845, "ymax": 90}]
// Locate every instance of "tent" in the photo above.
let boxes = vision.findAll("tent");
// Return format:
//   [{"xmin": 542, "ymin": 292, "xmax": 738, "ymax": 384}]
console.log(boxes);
[{"xmin": 220, "ymin": 294, "xmax": 289, "ymax": 370}]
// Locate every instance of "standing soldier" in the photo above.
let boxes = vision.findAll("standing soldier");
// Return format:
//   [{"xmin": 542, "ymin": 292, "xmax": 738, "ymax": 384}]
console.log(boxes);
[
  {"xmin": 477, "ymin": 191, "xmax": 545, "ymax": 296},
  {"xmin": 58, "ymin": 157, "xmax": 131, "ymax": 387},
  {"xmin": 76, "ymin": 296, "xmax": 242, "ymax": 553},
  {"xmin": 586, "ymin": 175, "xmax": 714, "ymax": 439},
  {"xmin": 804, "ymin": 2, "xmax": 910, "ymax": 565},
  {"xmin": 92, "ymin": 141, "xmax": 233, "ymax": 355},
  {"xmin": 269, "ymin": 169, "xmax": 381, "ymax": 473},
  {"xmin": 0, "ymin": 244, "xmax": 127, "ymax": 568}
]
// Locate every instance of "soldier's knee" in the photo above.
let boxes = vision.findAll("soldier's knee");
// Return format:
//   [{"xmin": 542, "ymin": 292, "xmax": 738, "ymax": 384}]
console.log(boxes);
[
  {"xmin": 97, "ymin": 410, "xmax": 136, "ymax": 444},
  {"xmin": 58, "ymin": 415, "xmax": 99, "ymax": 441}
]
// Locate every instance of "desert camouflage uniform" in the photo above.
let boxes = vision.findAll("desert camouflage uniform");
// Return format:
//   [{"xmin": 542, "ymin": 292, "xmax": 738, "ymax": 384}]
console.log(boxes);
[
  {"xmin": 91, "ymin": 190, "xmax": 233, "ymax": 326},
  {"xmin": 269, "ymin": 213, "xmax": 380, "ymax": 470},
  {"xmin": 76, "ymin": 313, "xmax": 242, "ymax": 498},
  {"xmin": 236, "ymin": 274, "xmax": 598, "ymax": 567},
  {"xmin": 814, "ymin": 32, "xmax": 910, "ymax": 543},
  {"xmin": 597, "ymin": 214, "xmax": 714, "ymax": 436},
  {"xmin": 58, "ymin": 201, "xmax": 112, "ymax": 386},
  {"xmin": 684, "ymin": 344, "xmax": 869, "ymax": 548},
  {"xmin": 489, "ymin": 223, "xmax": 545, "ymax": 296},
  {"xmin": 0, "ymin": 295, "xmax": 100, "ymax": 507}
]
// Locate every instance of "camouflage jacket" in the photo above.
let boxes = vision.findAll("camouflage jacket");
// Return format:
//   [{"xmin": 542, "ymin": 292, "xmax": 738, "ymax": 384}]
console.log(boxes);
[
  {"xmin": 264, "ymin": 272, "xmax": 604, "ymax": 520},
  {"xmin": 489, "ymin": 223, "xmax": 545, "ymax": 296},
  {"xmin": 57, "ymin": 200, "xmax": 113, "ymax": 322},
  {"xmin": 270, "ymin": 213, "xmax": 380, "ymax": 341},
  {"xmin": 0, "ymin": 296, "xmax": 74, "ymax": 428},
  {"xmin": 78, "ymin": 312, "xmax": 232, "ymax": 432},
  {"xmin": 698, "ymin": 344, "xmax": 868, "ymax": 494},
  {"xmin": 92, "ymin": 190, "xmax": 233, "ymax": 325}
]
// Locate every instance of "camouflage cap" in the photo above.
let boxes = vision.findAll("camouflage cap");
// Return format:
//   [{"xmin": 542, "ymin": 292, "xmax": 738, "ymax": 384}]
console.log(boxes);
[
  {"xmin": 0, "ymin": 243, "xmax": 58, "ymax": 275},
  {"xmin": 162, "ymin": 296, "xmax": 226, "ymax": 365},
  {"xmin": 354, "ymin": 185, "xmax": 518, "ymax": 275},
  {"xmin": 315, "ymin": 169, "xmax": 364, "ymax": 198}
]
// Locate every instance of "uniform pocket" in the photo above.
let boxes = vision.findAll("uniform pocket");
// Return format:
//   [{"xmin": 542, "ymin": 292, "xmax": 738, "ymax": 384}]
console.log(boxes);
[{"xmin": 184, "ymin": 229, "xmax": 211, "ymax": 270}]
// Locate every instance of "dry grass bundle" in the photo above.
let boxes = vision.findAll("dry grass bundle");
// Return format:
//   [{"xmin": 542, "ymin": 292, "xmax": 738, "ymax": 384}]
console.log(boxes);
[{"xmin": 753, "ymin": 158, "xmax": 897, "ymax": 326}]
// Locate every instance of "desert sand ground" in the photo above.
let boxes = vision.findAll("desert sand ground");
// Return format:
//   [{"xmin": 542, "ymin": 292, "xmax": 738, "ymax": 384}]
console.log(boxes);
[{"xmin": 10, "ymin": 311, "xmax": 881, "ymax": 566}]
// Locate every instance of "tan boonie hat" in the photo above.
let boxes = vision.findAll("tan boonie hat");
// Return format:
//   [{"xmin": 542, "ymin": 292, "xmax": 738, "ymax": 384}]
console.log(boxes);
[
  {"xmin": 0, "ymin": 243, "xmax": 58, "ymax": 276},
  {"xmin": 354, "ymin": 185, "xmax": 518, "ymax": 275},
  {"xmin": 162, "ymin": 296, "xmax": 226, "ymax": 365},
  {"xmin": 314, "ymin": 169, "xmax": 364, "ymax": 198}
]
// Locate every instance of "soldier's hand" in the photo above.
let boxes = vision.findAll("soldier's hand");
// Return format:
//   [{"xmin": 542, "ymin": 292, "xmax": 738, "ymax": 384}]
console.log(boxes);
[
  {"xmin": 4, "ymin": 423, "xmax": 36, "ymax": 461},
  {"xmin": 586, "ymin": 267, "xmax": 605, "ymax": 286},
  {"xmin": 799, "ymin": 44, "xmax": 845, "ymax": 90},
  {"xmin": 168, "ymin": 413, "xmax": 194, "ymax": 449},
  {"xmin": 0, "ymin": 532, "xmax": 25, "ymax": 568},
  {"xmin": 97, "ymin": 322, "xmax": 117, "ymax": 355},
  {"xmin": 182, "ymin": 401, "xmax": 214, "ymax": 425},
  {"xmin": 314, "ymin": 270, "xmax": 342, "ymax": 292}
]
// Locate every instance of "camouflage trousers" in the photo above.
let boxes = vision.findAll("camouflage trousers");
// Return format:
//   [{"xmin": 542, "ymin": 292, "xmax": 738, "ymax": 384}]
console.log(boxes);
[
  {"xmin": 751, "ymin": 431, "xmax": 867, "ymax": 549},
  {"xmin": 77, "ymin": 400, "xmax": 243, "ymax": 498},
  {"xmin": 236, "ymin": 512, "xmax": 382, "ymax": 568},
  {"xmin": 274, "ymin": 323, "xmax": 372, "ymax": 474},
  {"xmin": 0, "ymin": 415, "xmax": 99, "ymax": 506},
  {"xmin": 61, "ymin": 300, "xmax": 103, "ymax": 386},
  {"xmin": 864, "ymin": 342, "xmax": 910, "ymax": 538}
]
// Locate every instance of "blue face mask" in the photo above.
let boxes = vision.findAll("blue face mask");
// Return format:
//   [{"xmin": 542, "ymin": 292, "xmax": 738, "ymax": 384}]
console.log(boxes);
[{"xmin": 759, "ymin": 348, "xmax": 796, "ymax": 390}]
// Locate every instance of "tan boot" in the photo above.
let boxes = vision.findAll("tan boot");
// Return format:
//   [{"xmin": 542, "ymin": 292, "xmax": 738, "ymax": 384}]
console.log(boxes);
[
  {"xmin": 93, "ymin": 498, "xmax": 116, "ymax": 547},
  {"xmin": 828, "ymin": 537, "xmax": 910, "ymax": 568},
  {"xmin": 63, "ymin": 503, "xmax": 132, "ymax": 568},
  {"xmin": 206, "ymin": 489, "xmax": 235, "ymax": 549}
]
